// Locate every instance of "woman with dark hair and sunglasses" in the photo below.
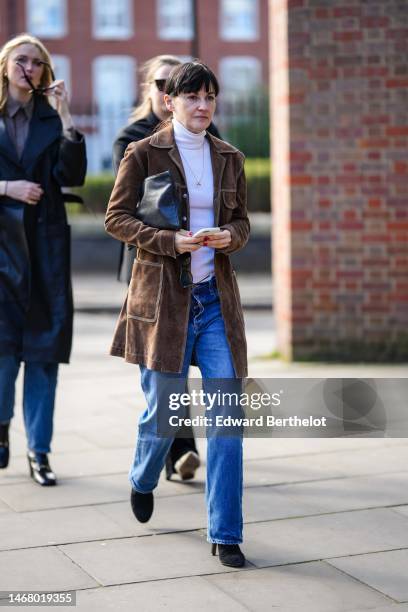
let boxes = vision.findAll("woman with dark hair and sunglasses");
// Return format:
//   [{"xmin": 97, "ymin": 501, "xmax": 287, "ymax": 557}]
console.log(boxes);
[
  {"xmin": 0, "ymin": 34, "xmax": 86, "ymax": 485},
  {"xmin": 112, "ymin": 55, "xmax": 221, "ymax": 484},
  {"xmin": 105, "ymin": 61, "xmax": 249, "ymax": 567}
]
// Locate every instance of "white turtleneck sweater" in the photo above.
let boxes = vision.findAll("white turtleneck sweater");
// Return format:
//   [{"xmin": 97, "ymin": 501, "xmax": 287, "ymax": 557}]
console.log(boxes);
[{"xmin": 173, "ymin": 117, "xmax": 215, "ymax": 284}]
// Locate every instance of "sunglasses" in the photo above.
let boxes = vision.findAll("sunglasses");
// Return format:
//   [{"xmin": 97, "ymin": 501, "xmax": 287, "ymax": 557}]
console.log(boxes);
[
  {"xmin": 154, "ymin": 79, "xmax": 167, "ymax": 92},
  {"xmin": 16, "ymin": 60, "xmax": 56, "ymax": 94}
]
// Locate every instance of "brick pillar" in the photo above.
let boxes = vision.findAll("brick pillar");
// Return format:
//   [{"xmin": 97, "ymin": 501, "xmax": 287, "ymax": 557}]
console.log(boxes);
[{"xmin": 269, "ymin": 0, "xmax": 408, "ymax": 361}]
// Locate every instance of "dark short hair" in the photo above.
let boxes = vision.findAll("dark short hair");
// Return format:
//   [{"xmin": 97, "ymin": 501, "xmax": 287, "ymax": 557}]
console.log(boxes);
[{"xmin": 165, "ymin": 61, "xmax": 219, "ymax": 97}]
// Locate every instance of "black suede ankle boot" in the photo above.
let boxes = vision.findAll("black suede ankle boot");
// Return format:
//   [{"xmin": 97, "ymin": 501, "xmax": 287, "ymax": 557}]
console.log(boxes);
[
  {"xmin": 211, "ymin": 543, "xmax": 246, "ymax": 568},
  {"xmin": 130, "ymin": 488, "xmax": 154, "ymax": 523}
]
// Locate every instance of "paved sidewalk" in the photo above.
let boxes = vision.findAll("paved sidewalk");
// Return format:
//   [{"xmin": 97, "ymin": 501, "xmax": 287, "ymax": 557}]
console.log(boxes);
[{"xmin": 0, "ymin": 274, "xmax": 407, "ymax": 611}]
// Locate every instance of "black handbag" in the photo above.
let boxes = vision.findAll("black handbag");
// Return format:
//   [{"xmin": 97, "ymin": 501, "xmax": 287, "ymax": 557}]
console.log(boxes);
[{"xmin": 135, "ymin": 170, "xmax": 182, "ymax": 230}]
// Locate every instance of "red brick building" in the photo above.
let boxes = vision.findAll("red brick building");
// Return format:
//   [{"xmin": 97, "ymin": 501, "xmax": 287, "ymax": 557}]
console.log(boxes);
[{"xmin": 0, "ymin": 0, "xmax": 269, "ymax": 170}]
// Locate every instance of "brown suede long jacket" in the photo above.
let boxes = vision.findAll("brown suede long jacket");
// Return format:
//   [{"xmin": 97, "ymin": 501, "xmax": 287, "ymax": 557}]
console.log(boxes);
[{"xmin": 105, "ymin": 124, "xmax": 250, "ymax": 376}]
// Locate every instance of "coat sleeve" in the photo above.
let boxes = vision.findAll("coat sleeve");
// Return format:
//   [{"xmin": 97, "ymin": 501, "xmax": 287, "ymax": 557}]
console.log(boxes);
[
  {"xmin": 53, "ymin": 130, "xmax": 87, "ymax": 187},
  {"xmin": 112, "ymin": 131, "xmax": 131, "ymax": 176},
  {"xmin": 105, "ymin": 143, "xmax": 177, "ymax": 258},
  {"xmin": 218, "ymin": 158, "xmax": 250, "ymax": 255}
]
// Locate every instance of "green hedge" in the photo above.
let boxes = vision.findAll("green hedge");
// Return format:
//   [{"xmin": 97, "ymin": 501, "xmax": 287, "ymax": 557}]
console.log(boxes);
[{"xmin": 70, "ymin": 158, "xmax": 271, "ymax": 215}]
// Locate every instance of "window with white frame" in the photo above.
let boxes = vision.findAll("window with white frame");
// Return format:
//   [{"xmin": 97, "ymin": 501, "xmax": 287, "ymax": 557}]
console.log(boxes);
[
  {"xmin": 93, "ymin": 56, "xmax": 136, "ymax": 170},
  {"xmin": 93, "ymin": 56, "xmax": 136, "ymax": 112},
  {"xmin": 157, "ymin": 0, "xmax": 193, "ymax": 40},
  {"xmin": 219, "ymin": 57, "xmax": 262, "ymax": 94},
  {"xmin": 51, "ymin": 55, "xmax": 71, "ymax": 97},
  {"xmin": 92, "ymin": 0, "xmax": 133, "ymax": 39},
  {"xmin": 26, "ymin": 0, "xmax": 67, "ymax": 38},
  {"xmin": 220, "ymin": 0, "xmax": 259, "ymax": 41}
]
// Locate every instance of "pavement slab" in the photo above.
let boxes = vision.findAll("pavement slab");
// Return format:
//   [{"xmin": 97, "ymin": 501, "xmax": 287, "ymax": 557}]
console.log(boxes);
[
  {"xmin": 241, "ymin": 443, "xmax": 408, "ymax": 487},
  {"xmin": 204, "ymin": 560, "xmax": 395, "ymax": 612},
  {"xmin": 59, "ymin": 530, "xmax": 250, "ymax": 586},
  {"xmin": 0, "ymin": 547, "xmax": 98, "ymax": 592},
  {"xmin": 327, "ymin": 549, "xmax": 408, "ymax": 603},
  {"xmin": 0, "ymin": 474, "xmax": 129, "ymax": 512},
  {"xmin": 0, "ymin": 472, "xmax": 205, "ymax": 513},
  {"xmin": 0, "ymin": 505, "xmax": 130, "ymax": 551},
  {"xmin": 72, "ymin": 577, "xmax": 249, "ymax": 612},
  {"xmin": 270, "ymin": 471, "xmax": 408, "ymax": 514},
  {"xmin": 241, "ymin": 508, "xmax": 408, "ymax": 568}
]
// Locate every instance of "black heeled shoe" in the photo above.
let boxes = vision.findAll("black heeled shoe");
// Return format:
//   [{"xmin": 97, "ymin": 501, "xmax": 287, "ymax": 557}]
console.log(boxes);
[
  {"xmin": 211, "ymin": 543, "xmax": 246, "ymax": 568},
  {"xmin": 27, "ymin": 451, "xmax": 57, "ymax": 486},
  {"xmin": 165, "ymin": 454, "xmax": 175, "ymax": 481},
  {"xmin": 0, "ymin": 423, "xmax": 10, "ymax": 469},
  {"xmin": 130, "ymin": 488, "xmax": 154, "ymax": 523}
]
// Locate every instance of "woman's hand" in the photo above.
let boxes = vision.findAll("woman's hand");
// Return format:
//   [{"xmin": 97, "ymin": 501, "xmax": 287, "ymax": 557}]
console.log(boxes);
[
  {"xmin": 44, "ymin": 79, "xmax": 73, "ymax": 130},
  {"xmin": 175, "ymin": 231, "xmax": 205, "ymax": 254},
  {"xmin": 201, "ymin": 229, "xmax": 232, "ymax": 249},
  {"xmin": 6, "ymin": 180, "xmax": 44, "ymax": 205}
]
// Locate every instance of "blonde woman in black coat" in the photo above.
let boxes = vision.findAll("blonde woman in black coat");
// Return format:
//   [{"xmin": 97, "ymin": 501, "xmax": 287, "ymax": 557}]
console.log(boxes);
[{"xmin": 0, "ymin": 34, "xmax": 86, "ymax": 485}]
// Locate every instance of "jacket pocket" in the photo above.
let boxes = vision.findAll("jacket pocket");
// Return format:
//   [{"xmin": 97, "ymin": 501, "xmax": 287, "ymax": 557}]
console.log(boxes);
[{"xmin": 127, "ymin": 259, "xmax": 163, "ymax": 323}]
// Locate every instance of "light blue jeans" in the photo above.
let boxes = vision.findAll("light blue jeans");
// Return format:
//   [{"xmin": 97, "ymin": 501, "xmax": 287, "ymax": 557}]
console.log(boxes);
[
  {"xmin": 0, "ymin": 356, "xmax": 58, "ymax": 453},
  {"xmin": 130, "ymin": 276, "xmax": 244, "ymax": 544}
]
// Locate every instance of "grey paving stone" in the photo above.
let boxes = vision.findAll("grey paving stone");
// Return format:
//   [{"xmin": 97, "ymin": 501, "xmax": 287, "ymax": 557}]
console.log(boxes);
[
  {"xmin": 0, "ymin": 547, "xmax": 98, "ymax": 591},
  {"xmin": 0, "ymin": 499, "xmax": 12, "ymax": 513},
  {"xmin": 0, "ymin": 506, "xmax": 134, "ymax": 551},
  {"xmin": 272, "ymin": 472, "xmax": 408, "ymax": 514},
  {"xmin": 393, "ymin": 505, "xmax": 408, "ymax": 519},
  {"xmin": 60, "ymin": 530, "xmax": 248, "ymax": 586},
  {"xmin": 244, "ymin": 443, "xmax": 408, "ymax": 488},
  {"xmin": 241, "ymin": 508, "xmax": 408, "ymax": 568},
  {"xmin": 0, "ymin": 472, "xmax": 204, "ymax": 512},
  {"xmin": 72, "ymin": 576, "xmax": 248, "ymax": 611},
  {"xmin": 2, "ymin": 429, "xmax": 98, "ymax": 460},
  {"xmin": 73, "ymin": 424, "xmax": 142, "ymax": 450},
  {"xmin": 327, "ymin": 549, "xmax": 408, "ymax": 603},
  {"xmin": 5, "ymin": 447, "xmax": 133, "ymax": 481},
  {"xmin": 321, "ymin": 444, "xmax": 408, "ymax": 479},
  {"xmin": 0, "ymin": 474, "xmax": 129, "ymax": 512},
  {"xmin": 96, "ymin": 493, "xmax": 207, "ymax": 535},
  {"xmin": 243, "ymin": 454, "xmax": 345, "ymax": 487},
  {"xmin": 204, "ymin": 560, "xmax": 393, "ymax": 611},
  {"xmin": 94, "ymin": 484, "xmax": 321, "ymax": 537},
  {"xmin": 244, "ymin": 485, "xmax": 322, "ymax": 522},
  {"xmin": 242, "ymin": 436, "xmax": 392, "ymax": 461}
]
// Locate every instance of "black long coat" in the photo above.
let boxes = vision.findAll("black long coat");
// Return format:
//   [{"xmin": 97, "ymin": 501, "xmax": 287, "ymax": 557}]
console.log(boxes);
[{"xmin": 0, "ymin": 96, "xmax": 87, "ymax": 363}]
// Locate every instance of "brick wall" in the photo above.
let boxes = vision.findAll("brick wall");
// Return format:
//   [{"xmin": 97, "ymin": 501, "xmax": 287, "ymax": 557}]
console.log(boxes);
[{"xmin": 270, "ymin": 0, "xmax": 408, "ymax": 361}]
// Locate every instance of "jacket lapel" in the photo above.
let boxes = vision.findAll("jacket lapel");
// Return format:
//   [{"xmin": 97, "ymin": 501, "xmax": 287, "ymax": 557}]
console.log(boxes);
[
  {"xmin": 207, "ymin": 135, "xmax": 226, "ymax": 226},
  {"xmin": 20, "ymin": 97, "xmax": 61, "ymax": 169}
]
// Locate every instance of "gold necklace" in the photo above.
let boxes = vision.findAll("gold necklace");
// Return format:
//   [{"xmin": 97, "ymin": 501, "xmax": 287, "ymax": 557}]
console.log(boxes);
[{"xmin": 180, "ymin": 144, "xmax": 205, "ymax": 187}]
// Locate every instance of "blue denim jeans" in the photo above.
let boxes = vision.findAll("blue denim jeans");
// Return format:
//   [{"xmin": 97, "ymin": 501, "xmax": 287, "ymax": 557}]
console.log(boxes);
[
  {"xmin": 130, "ymin": 276, "xmax": 244, "ymax": 544},
  {"xmin": 0, "ymin": 356, "xmax": 58, "ymax": 453}
]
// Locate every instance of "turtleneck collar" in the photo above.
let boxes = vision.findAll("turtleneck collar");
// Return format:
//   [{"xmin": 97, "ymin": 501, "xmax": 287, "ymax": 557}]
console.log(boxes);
[{"xmin": 172, "ymin": 116, "xmax": 206, "ymax": 149}]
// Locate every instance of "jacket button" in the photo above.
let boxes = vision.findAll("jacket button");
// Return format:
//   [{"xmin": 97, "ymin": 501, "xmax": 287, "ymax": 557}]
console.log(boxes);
[
  {"xmin": 182, "ymin": 216, "xmax": 187, "ymax": 221},
  {"xmin": 183, "ymin": 194, "xmax": 187, "ymax": 199}
]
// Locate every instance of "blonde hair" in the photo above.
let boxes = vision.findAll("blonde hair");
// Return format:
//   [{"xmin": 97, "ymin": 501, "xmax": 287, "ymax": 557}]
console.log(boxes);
[
  {"xmin": 129, "ymin": 55, "xmax": 181, "ymax": 123},
  {"xmin": 0, "ymin": 33, "xmax": 54, "ymax": 114}
]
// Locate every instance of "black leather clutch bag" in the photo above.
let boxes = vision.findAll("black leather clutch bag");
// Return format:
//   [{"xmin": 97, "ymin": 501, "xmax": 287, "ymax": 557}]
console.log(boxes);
[{"xmin": 135, "ymin": 170, "xmax": 181, "ymax": 230}]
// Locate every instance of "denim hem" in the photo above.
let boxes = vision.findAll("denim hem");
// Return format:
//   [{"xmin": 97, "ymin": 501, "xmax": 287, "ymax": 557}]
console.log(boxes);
[
  {"xmin": 207, "ymin": 538, "xmax": 243, "ymax": 545},
  {"xmin": 130, "ymin": 478, "xmax": 154, "ymax": 495}
]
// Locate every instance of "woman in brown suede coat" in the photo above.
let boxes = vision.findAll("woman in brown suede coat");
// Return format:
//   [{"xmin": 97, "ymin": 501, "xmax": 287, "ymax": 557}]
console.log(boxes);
[{"xmin": 105, "ymin": 62, "xmax": 249, "ymax": 568}]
